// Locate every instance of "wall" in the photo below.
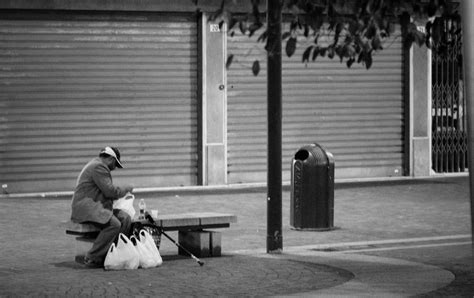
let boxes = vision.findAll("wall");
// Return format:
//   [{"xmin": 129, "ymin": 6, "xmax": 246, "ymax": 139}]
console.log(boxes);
[
  {"xmin": 410, "ymin": 38, "xmax": 432, "ymax": 177},
  {"xmin": 0, "ymin": 0, "xmax": 255, "ymax": 12}
]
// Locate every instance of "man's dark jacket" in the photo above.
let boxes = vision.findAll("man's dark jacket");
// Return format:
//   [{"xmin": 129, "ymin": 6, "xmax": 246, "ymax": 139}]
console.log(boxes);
[{"xmin": 71, "ymin": 157, "xmax": 128, "ymax": 224}]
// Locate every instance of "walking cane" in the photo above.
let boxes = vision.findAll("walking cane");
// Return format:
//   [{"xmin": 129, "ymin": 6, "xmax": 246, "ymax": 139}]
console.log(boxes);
[{"xmin": 144, "ymin": 212, "xmax": 204, "ymax": 266}]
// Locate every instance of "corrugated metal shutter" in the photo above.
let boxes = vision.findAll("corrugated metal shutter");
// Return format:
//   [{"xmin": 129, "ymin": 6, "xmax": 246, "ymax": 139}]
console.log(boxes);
[
  {"xmin": 0, "ymin": 13, "xmax": 198, "ymax": 193},
  {"xmin": 227, "ymin": 25, "xmax": 404, "ymax": 184}
]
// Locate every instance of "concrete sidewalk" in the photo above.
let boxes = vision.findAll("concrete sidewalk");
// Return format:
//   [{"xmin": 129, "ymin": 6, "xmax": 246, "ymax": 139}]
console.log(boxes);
[{"xmin": 0, "ymin": 176, "xmax": 472, "ymax": 296}]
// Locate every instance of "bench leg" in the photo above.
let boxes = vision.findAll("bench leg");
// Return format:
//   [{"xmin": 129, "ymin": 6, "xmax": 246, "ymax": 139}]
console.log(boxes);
[{"xmin": 178, "ymin": 230, "xmax": 221, "ymax": 258}]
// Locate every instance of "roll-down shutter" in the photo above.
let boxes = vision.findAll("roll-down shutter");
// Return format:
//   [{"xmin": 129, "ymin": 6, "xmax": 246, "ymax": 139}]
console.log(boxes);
[
  {"xmin": 227, "ymin": 26, "xmax": 404, "ymax": 184},
  {"xmin": 0, "ymin": 13, "xmax": 198, "ymax": 193}
]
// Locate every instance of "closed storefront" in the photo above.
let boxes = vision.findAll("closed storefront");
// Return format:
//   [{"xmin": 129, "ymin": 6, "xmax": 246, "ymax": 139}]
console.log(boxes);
[
  {"xmin": 0, "ymin": 11, "xmax": 198, "ymax": 193},
  {"xmin": 227, "ymin": 26, "xmax": 405, "ymax": 184}
]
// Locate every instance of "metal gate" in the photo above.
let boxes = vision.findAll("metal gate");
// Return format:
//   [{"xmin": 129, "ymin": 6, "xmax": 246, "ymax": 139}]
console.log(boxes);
[
  {"xmin": 0, "ymin": 11, "xmax": 198, "ymax": 193},
  {"xmin": 227, "ymin": 24, "xmax": 405, "ymax": 183},
  {"xmin": 431, "ymin": 16, "xmax": 467, "ymax": 173}
]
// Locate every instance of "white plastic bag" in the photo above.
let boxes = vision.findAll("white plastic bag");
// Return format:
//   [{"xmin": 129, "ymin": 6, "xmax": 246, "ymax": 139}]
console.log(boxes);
[
  {"xmin": 113, "ymin": 193, "xmax": 136, "ymax": 218},
  {"xmin": 104, "ymin": 233, "xmax": 140, "ymax": 270},
  {"xmin": 138, "ymin": 229, "xmax": 163, "ymax": 267},
  {"xmin": 130, "ymin": 235, "xmax": 159, "ymax": 269}
]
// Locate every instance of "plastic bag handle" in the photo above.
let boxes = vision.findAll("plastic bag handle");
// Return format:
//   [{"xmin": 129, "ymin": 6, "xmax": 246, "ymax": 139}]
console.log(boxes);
[
  {"xmin": 123, "ymin": 193, "xmax": 134, "ymax": 200},
  {"xmin": 119, "ymin": 233, "xmax": 128, "ymax": 243}
]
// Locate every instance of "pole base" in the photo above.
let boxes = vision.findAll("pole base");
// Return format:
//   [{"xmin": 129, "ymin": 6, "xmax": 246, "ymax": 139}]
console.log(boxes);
[
  {"xmin": 290, "ymin": 226, "xmax": 340, "ymax": 232},
  {"xmin": 266, "ymin": 235, "xmax": 283, "ymax": 253}
]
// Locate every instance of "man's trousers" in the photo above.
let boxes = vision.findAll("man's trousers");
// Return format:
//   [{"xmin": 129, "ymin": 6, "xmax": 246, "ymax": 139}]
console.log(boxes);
[{"xmin": 86, "ymin": 209, "xmax": 132, "ymax": 263}]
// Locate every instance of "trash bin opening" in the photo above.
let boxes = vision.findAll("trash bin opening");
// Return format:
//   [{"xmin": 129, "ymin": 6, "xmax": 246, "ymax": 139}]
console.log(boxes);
[{"xmin": 294, "ymin": 149, "xmax": 309, "ymax": 161}]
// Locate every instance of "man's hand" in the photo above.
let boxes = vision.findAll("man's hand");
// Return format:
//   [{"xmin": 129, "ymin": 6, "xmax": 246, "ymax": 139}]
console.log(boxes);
[{"xmin": 124, "ymin": 185, "xmax": 134, "ymax": 193}]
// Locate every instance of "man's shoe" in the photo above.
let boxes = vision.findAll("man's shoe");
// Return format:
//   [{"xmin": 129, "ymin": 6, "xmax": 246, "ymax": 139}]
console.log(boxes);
[{"xmin": 83, "ymin": 257, "xmax": 103, "ymax": 269}]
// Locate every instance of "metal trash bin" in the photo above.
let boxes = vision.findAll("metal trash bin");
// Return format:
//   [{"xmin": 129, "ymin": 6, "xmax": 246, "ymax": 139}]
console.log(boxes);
[{"xmin": 290, "ymin": 143, "xmax": 335, "ymax": 231}]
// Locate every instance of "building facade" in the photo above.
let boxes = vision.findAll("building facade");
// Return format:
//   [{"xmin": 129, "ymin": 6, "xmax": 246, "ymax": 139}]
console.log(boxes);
[{"xmin": 0, "ymin": 1, "xmax": 437, "ymax": 194}]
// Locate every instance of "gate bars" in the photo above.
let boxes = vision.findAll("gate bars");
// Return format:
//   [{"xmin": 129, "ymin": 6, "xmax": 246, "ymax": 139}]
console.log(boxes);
[{"xmin": 432, "ymin": 16, "xmax": 468, "ymax": 173}]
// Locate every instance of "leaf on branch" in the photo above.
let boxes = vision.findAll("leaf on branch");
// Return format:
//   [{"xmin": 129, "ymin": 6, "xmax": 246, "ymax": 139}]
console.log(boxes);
[
  {"xmin": 209, "ymin": 9, "xmax": 222, "ymax": 22},
  {"xmin": 365, "ymin": 24, "xmax": 377, "ymax": 39},
  {"xmin": 348, "ymin": 20, "xmax": 359, "ymax": 35},
  {"xmin": 208, "ymin": 0, "xmax": 225, "ymax": 22},
  {"xmin": 257, "ymin": 30, "xmax": 268, "ymax": 43},
  {"xmin": 345, "ymin": 44, "xmax": 355, "ymax": 57},
  {"xmin": 425, "ymin": 2, "xmax": 438, "ymax": 17},
  {"xmin": 357, "ymin": 53, "xmax": 363, "ymax": 64},
  {"xmin": 309, "ymin": 17, "xmax": 324, "ymax": 33},
  {"xmin": 335, "ymin": 22, "xmax": 344, "ymax": 37},
  {"xmin": 371, "ymin": 36, "xmax": 382, "ymax": 50},
  {"xmin": 314, "ymin": 34, "xmax": 319, "ymax": 44},
  {"xmin": 387, "ymin": 22, "xmax": 395, "ymax": 35},
  {"xmin": 282, "ymin": 32, "xmax": 291, "ymax": 40},
  {"xmin": 287, "ymin": 0, "xmax": 298, "ymax": 10},
  {"xmin": 404, "ymin": 23, "xmax": 419, "ymax": 49},
  {"xmin": 336, "ymin": 46, "xmax": 344, "ymax": 62},
  {"xmin": 239, "ymin": 21, "xmax": 247, "ymax": 35},
  {"xmin": 407, "ymin": 23, "xmax": 417, "ymax": 34},
  {"xmin": 319, "ymin": 47, "xmax": 327, "ymax": 57},
  {"xmin": 327, "ymin": 46, "xmax": 335, "ymax": 59},
  {"xmin": 334, "ymin": 25, "xmax": 342, "ymax": 45},
  {"xmin": 404, "ymin": 33, "xmax": 415, "ymax": 49},
  {"xmin": 346, "ymin": 57, "xmax": 355, "ymax": 68},
  {"xmin": 365, "ymin": 51, "xmax": 373, "ymax": 69},
  {"xmin": 290, "ymin": 20, "xmax": 298, "ymax": 31},
  {"xmin": 399, "ymin": 11, "xmax": 411, "ymax": 29},
  {"xmin": 251, "ymin": 0, "xmax": 261, "ymax": 24},
  {"xmin": 312, "ymin": 47, "xmax": 319, "ymax": 61},
  {"xmin": 302, "ymin": 46, "xmax": 313, "ymax": 63},
  {"xmin": 226, "ymin": 54, "xmax": 234, "ymax": 70},
  {"xmin": 286, "ymin": 37, "xmax": 297, "ymax": 57},
  {"xmin": 228, "ymin": 17, "xmax": 238, "ymax": 31},
  {"xmin": 328, "ymin": 3, "xmax": 335, "ymax": 18},
  {"xmin": 248, "ymin": 22, "xmax": 263, "ymax": 38},
  {"xmin": 252, "ymin": 60, "xmax": 260, "ymax": 76},
  {"xmin": 431, "ymin": 18, "xmax": 443, "ymax": 47}
]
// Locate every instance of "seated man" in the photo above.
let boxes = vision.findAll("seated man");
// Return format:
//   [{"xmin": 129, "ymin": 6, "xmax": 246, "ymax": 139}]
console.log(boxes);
[{"xmin": 70, "ymin": 146, "xmax": 134, "ymax": 268}]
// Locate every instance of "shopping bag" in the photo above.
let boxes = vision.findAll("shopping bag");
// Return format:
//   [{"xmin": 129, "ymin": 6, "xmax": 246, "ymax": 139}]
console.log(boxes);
[
  {"xmin": 138, "ymin": 229, "xmax": 163, "ymax": 267},
  {"xmin": 130, "ymin": 235, "xmax": 159, "ymax": 269},
  {"xmin": 132, "ymin": 223, "xmax": 161, "ymax": 250},
  {"xmin": 104, "ymin": 233, "xmax": 140, "ymax": 270},
  {"xmin": 113, "ymin": 193, "xmax": 136, "ymax": 218}
]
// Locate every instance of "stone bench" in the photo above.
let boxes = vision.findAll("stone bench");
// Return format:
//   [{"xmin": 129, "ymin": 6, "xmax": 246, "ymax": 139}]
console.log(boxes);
[{"xmin": 65, "ymin": 212, "xmax": 237, "ymax": 260}]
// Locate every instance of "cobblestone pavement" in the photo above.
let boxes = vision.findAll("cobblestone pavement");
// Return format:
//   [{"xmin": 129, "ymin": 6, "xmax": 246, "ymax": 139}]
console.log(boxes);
[
  {"xmin": 0, "ymin": 255, "xmax": 354, "ymax": 297},
  {"xmin": 0, "ymin": 176, "xmax": 472, "ymax": 296}
]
